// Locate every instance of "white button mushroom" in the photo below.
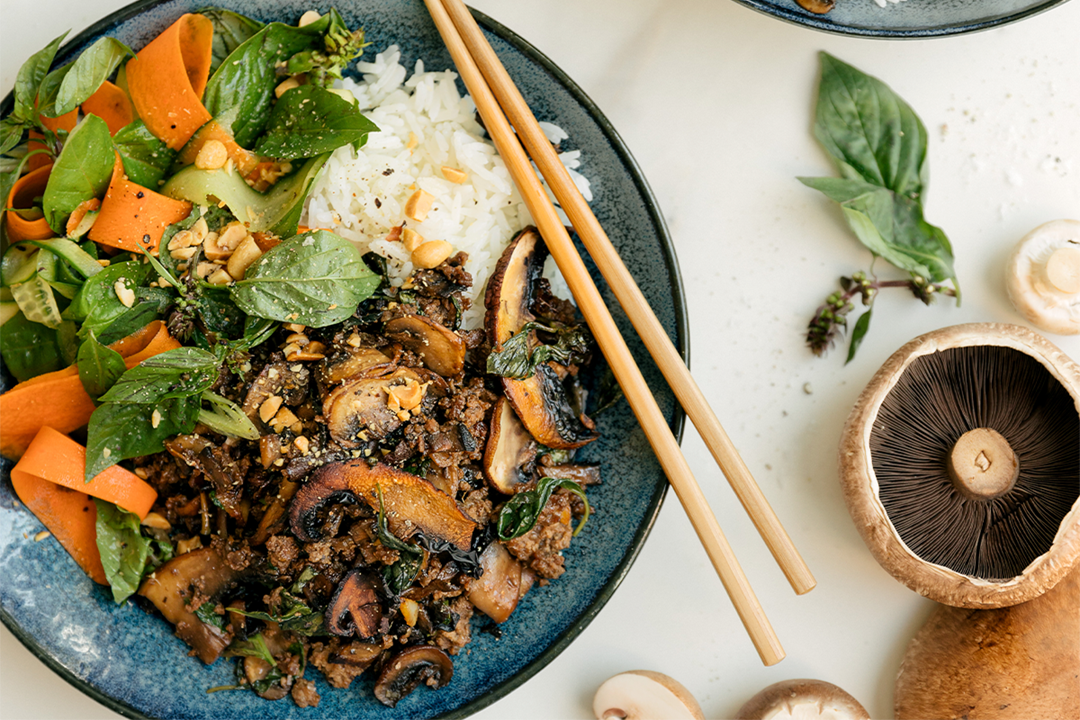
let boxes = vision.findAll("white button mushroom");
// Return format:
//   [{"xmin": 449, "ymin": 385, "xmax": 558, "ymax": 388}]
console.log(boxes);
[
  {"xmin": 735, "ymin": 679, "xmax": 870, "ymax": 720},
  {"xmin": 1006, "ymin": 219, "xmax": 1080, "ymax": 335},
  {"xmin": 593, "ymin": 671, "xmax": 704, "ymax": 720}
]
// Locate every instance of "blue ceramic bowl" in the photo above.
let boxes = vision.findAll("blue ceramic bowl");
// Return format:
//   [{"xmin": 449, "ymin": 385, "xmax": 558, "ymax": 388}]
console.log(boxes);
[
  {"xmin": 0, "ymin": 1, "xmax": 686, "ymax": 718},
  {"xmin": 733, "ymin": 0, "xmax": 1069, "ymax": 37}
]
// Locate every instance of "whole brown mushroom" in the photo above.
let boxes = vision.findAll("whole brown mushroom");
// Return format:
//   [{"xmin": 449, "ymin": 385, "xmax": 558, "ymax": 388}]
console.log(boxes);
[
  {"xmin": 592, "ymin": 670, "xmax": 704, "ymax": 720},
  {"xmin": 736, "ymin": 679, "xmax": 870, "ymax": 720}
]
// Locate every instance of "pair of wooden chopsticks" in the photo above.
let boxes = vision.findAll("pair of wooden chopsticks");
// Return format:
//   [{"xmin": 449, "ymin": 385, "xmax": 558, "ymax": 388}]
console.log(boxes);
[{"xmin": 424, "ymin": 0, "xmax": 815, "ymax": 666}]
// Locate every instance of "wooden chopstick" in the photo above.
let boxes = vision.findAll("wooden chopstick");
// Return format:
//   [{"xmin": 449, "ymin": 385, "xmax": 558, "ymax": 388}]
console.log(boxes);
[
  {"xmin": 424, "ymin": 0, "xmax": 785, "ymax": 666},
  {"xmin": 440, "ymin": 0, "xmax": 816, "ymax": 598}
]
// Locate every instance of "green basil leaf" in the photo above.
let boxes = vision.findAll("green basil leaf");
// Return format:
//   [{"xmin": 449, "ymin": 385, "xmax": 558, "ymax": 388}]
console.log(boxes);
[
  {"xmin": 0, "ymin": 311, "xmax": 63, "ymax": 381},
  {"xmin": 254, "ymin": 85, "xmax": 378, "ymax": 161},
  {"xmin": 486, "ymin": 321, "xmax": 591, "ymax": 379},
  {"xmin": 198, "ymin": 390, "xmax": 260, "ymax": 440},
  {"xmin": 229, "ymin": 633, "xmax": 277, "ymax": 666},
  {"xmin": 85, "ymin": 395, "xmax": 201, "ymax": 481},
  {"xmin": 77, "ymin": 334, "xmax": 127, "ymax": 400},
  {"xmin": 202, "ymin": 15, "xmax": 339, "ymax": 147},
  {"xmin": 53, "ymin": 37, "xmax": 135, "ymax": 117},
  {"xmin": 56, "ymin": 319, "xmax": 79, "ymax": 366},
  {"xmin": 814, "ymin": 52, "xmax": 929, "ymax": 201},
  {"xmin": 42, "ymin": 114, "xmax": 114, "ymax": 233},
  {"xmin": 845, "ymin": 308, "xmax": 873, "ymax": 364},
  {"xmin": 94, "ymin": 498, "xmax": 152, "ymax": 603},
  {"xmin": 14, "ymin": 32, "xmax": 68, "ymax": 121},
  {"xmin": 35, "ymin": 62, "xmax": 74, "ymax": 119},
  {"xmin": 113, "ymin": 120, "xmax": 176, "ymax": 188},
  {"xmin": 229, "ymin": 590, "xmax": 325, "ymax": 636},
  {"xmin": 497, "ymin": 476, "xmax": 589, "ymax": 541},
  {"xmin": 195, "ymin": 601, "xmax": 226, "ymax": 630},
  {"xmin": 203, "ymin": 8, "xmax": 264, "ymax": 75},
  {"xmin": 230, "ymin": 230, "xmax": 379, "ymax": 327},
  {"xmin": 67, "ymin": 260, "xmax": 153, "ymax": 334},
  {"xmin": 1, "ymin": 117, "xmax": 29, "ymax": 158},
  {"xmin": 98, "ymin": 347, "xmax": 219, "ymax": 404}
]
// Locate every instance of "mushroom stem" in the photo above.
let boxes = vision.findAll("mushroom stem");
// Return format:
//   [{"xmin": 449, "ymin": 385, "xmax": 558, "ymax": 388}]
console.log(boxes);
[{"xmin": 948, "ymin": 428, "xmax": 1019, "ymax": 500}]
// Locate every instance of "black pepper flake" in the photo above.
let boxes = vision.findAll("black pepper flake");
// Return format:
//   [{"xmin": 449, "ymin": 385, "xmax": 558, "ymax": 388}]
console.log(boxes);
[
  {"xmin": 170, "ymin": 124, "xmax": 177, "ymax": 129},
  {"xmin": 136, "ymin": 191, "xmax": 145, "ymax": 199},
  {"xmin": 142, "ymin": 234, "xmax": 152, "ymax": 244},
  {"xmin": 374, "ymin": 198, "xmax": 382, "ymax": 208},
  {"xmin": 382, "ymin": 169, "xmax": 394, "ymax": 176}
]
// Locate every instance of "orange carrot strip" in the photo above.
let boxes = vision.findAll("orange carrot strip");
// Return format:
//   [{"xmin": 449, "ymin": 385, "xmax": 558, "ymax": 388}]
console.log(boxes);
[
  {"xmin": 176, "ymin": 120, "xmax": 261, "ymax": 176},
  {"xmin": 27, "ymin": 109, "xmax": 78, "ymax": 172},
  {"xmin": 10, "ymin": 470, "xmax": 109, "ymax": 585},
  {"xmin": 65, "ymin": 197, "xmax": 101, "ymax": 236},
  {"xmin": 5, "ymin": 164, "xmax": 55, "ymax": 242},
  {"xmin": 125, "ymin": 13, "xmax": 214, "ymax": 150},
  {"xmin": 0, "ymin": 321, "xmax": 179, "ymax": 460},
  {"xmin": 15, "ymin": 426, "xmax": 158, "ymax": 519},
  {"xmin": 81, "ymin": 81, "xmax": 134, "ymax": 136},
  {"xmin": 88, "ymin": 156, "xmax": 192, "ymax": 252}
]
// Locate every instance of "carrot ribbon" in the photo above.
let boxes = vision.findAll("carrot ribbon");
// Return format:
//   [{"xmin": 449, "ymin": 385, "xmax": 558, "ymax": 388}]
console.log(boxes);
[
  {"xmin": 125, "ymin": 13, "xmax": 214, "ymax": 150},
  {"xmin": 81, "ymin": 81, "xmax": 135, "ymax": 136},
  {"xmin": 87, "ymin": 156, "xmax": 192, "ymax": 252},
  {"xmin": 4, "ymin": 164, "xmax": 55, "ymax": 242},
  {"xmin": 27, "ymin": 110, "xmax": 77, "ymax": 173}
]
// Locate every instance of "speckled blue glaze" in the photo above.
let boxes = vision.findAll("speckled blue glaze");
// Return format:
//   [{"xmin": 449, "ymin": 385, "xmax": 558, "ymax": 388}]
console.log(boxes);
[
  {"xmin": 0, "ymin": 2, "xmax": 686, "ymax": 719},
  {"xmin": 733, "ymin": 0, "xmax": 1068, "ymax": 38}
]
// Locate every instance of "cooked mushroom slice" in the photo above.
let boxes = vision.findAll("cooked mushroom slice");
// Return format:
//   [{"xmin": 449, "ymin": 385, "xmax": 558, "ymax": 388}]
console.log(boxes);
[
  {"xmin": 483, "ymin": 396, "xmax": 537, "ymax": 494},
  {"xmin": 1006, "ymin": 219, "xmax": 1080, "ymax": 335},
  {"xmin": 736, "ymin": 679, "xmax": 869, "ymax": 720},
  {"xmin": 324, "ymin": 367, "xmax": 423, "ymax": 447},
  {"xmin": 385, "ymin": 315, "xmax": 466, "ymax": 377},
  {"xmin": 794, "ymin": 0, "xmax": 835, "ymax": 13},
  {"xmin": 485, "ymin": 226, "xmax": 598, "ymax": 449},
  {"xmin": 243, "ymin": 655, "xmax": 292, "ymax": 700},
  {"xmin": 593, "ymin": 670, "xmax": 704, "ymax": 720},
  {"xmin": 137, "ymin": 547, "xmax": 245, "ymax": 664},
  {"xmin": 318, "ymin": 346, "xmax": 392, "ymax": 387},
  {"xmin": 327, "ymin": 568, "xmax": 382, "ymax": 638},
  {"xmin": 373, "ymin": 645, "xmax": 453, "ymax": 708},
  {"xmin": 467, "ymin": 542, "xmax": 524, "ymax": 623},
  {"xmin": 895, "ymin": 568, "xmax": 1079, "ymax": 720},
  {"xmin": 290, "ymin": 460, "xmax": 476, "ymax": 551},
  {"xmin": 840, "ymin": 323, "xmax": 1080, "ymax": 607},
  {"xmin": 539, "ymin": 463, "xmax": 601, "ymax": 486}
]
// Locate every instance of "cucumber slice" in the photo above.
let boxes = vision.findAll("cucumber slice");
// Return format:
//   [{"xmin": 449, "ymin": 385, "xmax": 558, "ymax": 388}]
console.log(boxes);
[
  {"xmin": 0, "ymin": 301, "xmax": 18, "ymax": 327},
  {"xmin": 26, "ymin": 237, "xmax": 103, "ymax": 278},
  {"xmin": 2, "ymin": 245, "xmax": 39, "ymax": 285},
  {"xmin": 11, "ymin": 276, "xmax": 62, "ymax": 329}
]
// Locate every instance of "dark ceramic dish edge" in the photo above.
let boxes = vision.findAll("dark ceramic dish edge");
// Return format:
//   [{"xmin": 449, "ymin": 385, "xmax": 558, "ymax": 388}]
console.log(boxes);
[
  {"xmin": 731, "ymin": 0, "xmax": 1069, "ymax": 37},
  {"xmin": 0, "ymin": 3, "xmax": 689, "ymax": 719}
]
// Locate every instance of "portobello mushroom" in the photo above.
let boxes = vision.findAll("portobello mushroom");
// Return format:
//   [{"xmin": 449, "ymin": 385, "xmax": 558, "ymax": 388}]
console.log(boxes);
[
  {"xmin": 484, "ymin": 226, "xmax": 598, "ymax": 449},
  {"xmin": 467, "ymin": 541, "xmax": 525, "ymax": 623},
  {"xmin": 323, "ymin": 367, "xmax": 424, "ymax": 446},
  {"xmin": 385, "ymin": 315, "xmax": 466, "ymax": 377},
  {"xmin": 137, "ymin": 547, "xmax": 245, "ymax": 664},
  {"xmin": 326, "ymin": 568, "xmax": 382, "ymax": 638},
  {"xmin": 483, "ymin": 396, "xmax": 537, "ymax": 494},
  {"xmin": 373, "ymin": 645, "xmax": 453, "ymax": 708},
  {"xmin": 289, "ymin": 459, "xmax": 476, "ymax": 550}
]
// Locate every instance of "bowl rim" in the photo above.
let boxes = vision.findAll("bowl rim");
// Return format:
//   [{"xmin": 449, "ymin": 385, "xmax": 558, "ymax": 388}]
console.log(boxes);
[
  {"xmin": 728, "ymin": 0, "xmax": 1070, "ymax": 38},
  {"xmin": 0, "ymin": 3, "xmax": 689, "ymax": 719}
]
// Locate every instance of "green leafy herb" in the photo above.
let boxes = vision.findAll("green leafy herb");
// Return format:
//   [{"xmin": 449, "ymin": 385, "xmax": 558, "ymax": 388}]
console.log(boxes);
[
  {"xmin": 85, "ymin": 395, "xmax": 201, "ymax": 481},
  {"xmin": 94, "ymin": 498, "xmax": 152, "ymax": 603},
  {"xmin": 229, "ymin": 590, "xmax": 325, "ymax": 636},
  {"xmin": 486, "ymin": 321, "xmax": 590, "ymax": 380},
  {"xmin": 0, "ymin": 311, "xmax": 64, "ymax": 381},
  {"xmin": 198, "ymin": 390, "xmax": 260, "ymax": 440},
  {"xmin": 195, "ymin": 601, "xmax": 225, "ymax": 630},
  {"xmin": 34, "ymin": 62, "xmax": 74, "ymax": 120},
  {"xmin": 65, "ymin": 259, "xmax": 152, "ymax": 333},
  {"xmin": 497, "ymin": 476, "xmax": 590, "ymax": 541},
  {"xmin": 373, "ymin": 487, "xmax": 423, "ymax": 596},
  {"xmin": 1, "ymin": 117, "xmax": 26, "ymax": 156},
  {"xmin": 202, "ymin": 9, "xmax": 264, "ymax": 75},
  {"xmin": 230, "ymin": 230, "xmax": 380, "ymax": 327},
  {"xmin": 42, "ymin": 114, "xmax": 113, "ymax": 233},
  {"xmin": 77, "ymin": 333, "xmax": 126, "ymax": 400},
  {"xmin": 98, "ymin": 347, "xmax": 219, "ymax": 404},
  {"xmin": 254, "ymin": 85, "xmax": 377, "ymax": 161},
  {"xmin": 113, "ymin": 120, "xmax": 176, "ymax": 188},
  {"xmin": 799, "ymin": 53, "xmax": 959, "ymax": 361},
  {"xmin": 51, "ymin": 37, "xmax": 134, "ymax": 117},
  {"xmin": 284, "ymin": 11, "xmax": 368, "ymax": 88},
  {"xmin": 229, "ymin": 633, "xmax": 277, "ymax": 666},
  {"xmin": 13, "ymin": 32, "xmax": 69, "ymax": 122}
]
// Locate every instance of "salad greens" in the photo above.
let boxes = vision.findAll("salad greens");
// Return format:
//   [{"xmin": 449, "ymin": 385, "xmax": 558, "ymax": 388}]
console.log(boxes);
[
  {"xmin": 487, "ymin": 320, "xmax": 591, "ymax": 380},
  {"xmin": 94, "ymin": 498, "xmax": 163, "ymax": 603},
  {"xmin": 497, "ymin": 476, "xmax": 590, "ymax": 541},
  {"xmin": 800, "ymin": 52, "xmax": 959, "ymax": 362},
  {"xmin": 42, "ymin": 114, "xmax": 113, "ymax": 232}
]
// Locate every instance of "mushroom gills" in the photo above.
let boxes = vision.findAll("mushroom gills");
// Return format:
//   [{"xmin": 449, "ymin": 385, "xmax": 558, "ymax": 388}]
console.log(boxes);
[
  {"xmin": 373, "ymin": 645, "xmax": 453, "ymax": 708},
  {"xmin": 735, "ymin": 679, "xmax": 870, "ymax": 720},
  {"xmin": 593, "ymin": 670, "xmax": 705, "ymax": 720},
  {"xmin": 385, "ymin": 315, "xmax": 466, "ymax": 377}
]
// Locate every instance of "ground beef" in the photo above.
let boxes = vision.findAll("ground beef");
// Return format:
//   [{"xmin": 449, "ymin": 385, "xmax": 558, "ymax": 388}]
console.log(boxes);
[
  {"xmin": 309, "ymin": 639, "xmax": 382, "ymax": 689},
  {"xmin": 460, "ymin": 488, "xmax": 493, "ymax": 525},
  {"xmin": 291, "ymin": 678, "xmax": 320, "ymax": 708},
  {"xmin": 504, "ymin": 493, "xmax": 574, "ymax": 579},
  {"xmin": 433, "ymin": 596, "xmax": 474, "ymax": 655}
]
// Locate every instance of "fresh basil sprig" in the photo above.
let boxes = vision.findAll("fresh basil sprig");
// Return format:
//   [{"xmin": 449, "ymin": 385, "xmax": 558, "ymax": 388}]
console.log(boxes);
[
  {"xmin": 77, "ymin": 333, "xmax": 126, "ymax": 400},
  {"xmin": 202, "ymin": 8, "xmax": 264, "ymax": 75},
  {"xmin": 42, "ymin": 114, "xmax": 114, "ymax": 233},
  {"xmin": 254, "ymin": 85, "xmax": 378, "ymax": 161},
  {"xmin": 1, "ymin": 32, "xmax": 68, "ymax": 155},
  {"xmin": 487, "ymin": 321, "xmax": 590, "ymax": 380},
  {"xmin": 93, "ymin": 499, "xmax": 152, "ymax": 603},
  {"xmin": 799, "ymin": 53, "xmax": 959, "ymax": 362},
  {"xmin": 98, "ymin": 347, "xmax": 219, "ymax": 404},
  {"xmin": 113, "ymin": 120, "xmax": 176, "ymax": 188},
  {"xmin": 497, "ymin": 476, "xmax": 590, "ymax": 541}
]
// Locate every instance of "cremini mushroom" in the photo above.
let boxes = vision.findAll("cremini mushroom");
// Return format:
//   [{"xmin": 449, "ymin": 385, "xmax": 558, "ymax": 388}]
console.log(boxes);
[
  {"xmin": 373, "ymin": 645, "xmax": 453, "ymax": 707},
  {"xmin": 323, "ymin": 367, "xmax": 424, "ymax": 446},
  {"xmin": 1006, "ymin": 219, "xmax": 1080, "ymax": 335},
  {"xmin": 839, "ymin": 323, "xmax": 1080, "ymax": 607},
  {"xmin": 483, "ymin": 396, "xmax": 538, "ymax": 494},
  {"xmin": 385, "ymin": 314, "xmax": 466, "ymax": 376},
  {"xmin": 895, "ymin": 568, "xmax": 1079, "ymax": 719},
  {"xmin": 326, "ymin": 568, "xmax": 382, "ymax": 638},
  {"xmin": 735, "ymin": 679, "xmax": 870, "ymax": 720},
  {"xmin": 466, "ymin": 541, "xmax": 526, "ymax": 623},
  {"xmin": 593, "ymin": 670, "xmax": 704, "ymax": 720},
  {"xmin": 484, "ymin": 226, "xmax": 598, "ymax": 449}
]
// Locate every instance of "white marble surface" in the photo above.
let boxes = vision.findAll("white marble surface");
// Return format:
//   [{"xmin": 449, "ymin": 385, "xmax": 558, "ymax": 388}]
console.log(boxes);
[{"xmin": 1, "ymin": 0, "xmax": 1078, "ymax": 718}]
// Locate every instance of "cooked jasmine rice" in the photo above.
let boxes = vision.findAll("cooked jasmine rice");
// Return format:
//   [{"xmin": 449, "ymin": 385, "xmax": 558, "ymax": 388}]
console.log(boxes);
[{"xmin": 302, "ymin": 46, "xmax": 589, "ymax": 329}]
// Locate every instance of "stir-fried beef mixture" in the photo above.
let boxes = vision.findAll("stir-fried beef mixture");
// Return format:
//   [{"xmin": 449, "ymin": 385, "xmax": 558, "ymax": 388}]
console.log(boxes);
[{"xmin": 129, "ymin": 228, "xmax": 600, "ymax": 707}]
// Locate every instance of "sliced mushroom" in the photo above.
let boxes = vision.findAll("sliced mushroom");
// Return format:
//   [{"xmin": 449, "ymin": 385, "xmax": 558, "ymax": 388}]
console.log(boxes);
[
  {"xmin": 539, "ymin": 463, "xmax": 602, "ymax": 486},
  {"xmin": 593, "ymin": 670, "xmax": 704, "ymax": 720},
  {"xmin": 467, "ymin": 541, "xmax": 524, "ymax": 623},
  {"xmin": 484, "ymin": 226, "xmax": 598, "ymax": 450},
  {"xmin": 795, "ymin": 0, "xmax": 835, "ymax": 13},
  {"xmin": 324, "ymin": 367, "xmax": 422, "ymax": 447},
  {"xmin": 483, "ymin": 396, "xmax": 537, "ymax": 494},
  {"xmin": 327, "ymin": 568, "xmax": 382, "ymax": 638},
  {"xmin": 373, "ymin": 645, "xmax": 453, "ymax": 708},
  {"xmin": 736, "ymin": 679, "xmax": 870, "ymax": 720},
  {"xmin": 137, "ymin": 547, "xmax": 245, "ymax": 664},
  {"xmin": 318, "ymin": 346, "xmax": 393, "ymax": 387},
  {"xmin": 1006, "ymin": 219, "xmax": 1080, "ymax": 335},
  {"xmin": 244, "ymin": 656, "xmax": 291, "ymax": 701},
  {"xmin": 386, "ymin": 315, "xmax": 466, "ymax": 377},
  {"xmin": 289, "ymin": 460, "xmax": 476, "ymax": 550}
]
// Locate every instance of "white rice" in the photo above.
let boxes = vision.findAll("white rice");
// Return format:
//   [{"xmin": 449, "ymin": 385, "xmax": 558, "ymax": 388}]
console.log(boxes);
[{"xmin": 301, "ymin": 46, "xmax": 589, "ymax": 330}]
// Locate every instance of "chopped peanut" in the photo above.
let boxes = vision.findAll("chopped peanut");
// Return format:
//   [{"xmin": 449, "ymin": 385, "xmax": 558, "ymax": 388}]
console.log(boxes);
[
  {"xmin": 191, "ymin": 216, "xmax": 209, "ymax": 243},
  {"xmin": 404, "ymin": 189, "xmax": 435, "ymax": 222},
  {"xmin": 282, "ymin": 342, "xmax": 302, "ymax": 358},
  {"xmin": 271, "ymin": 407, "xmax": 301, "ymax": 434},
  {"xmin": 114, "ymin": 280, "xmax": 135, "ymax": 308},
  {"xmin": 275, "ymin": 76, "xmax": 302, "ymax": 98},
  {"xmin": 227, "ymin": 235, "xmax": 263, "ymax": 280},
  {"xmin": 386, "ymin": 379, "xmax": 426, "ymax": 412},
  {"xmin": 195, "ymin": 262, "xmax": 218, "ymax": 279},
  {"xmin": 400, "ymin": 598, "xmax": 419, "ymax": 627},
  {"xmin": 298, "ymin": 10, "xmax": 321, "ymax": 26},
  {"xmin": 259, "ymin": 395, "xmax": 284, "ymax": 423},
  {"xmin": 141, "ymin": 512, "xmax": 172, "ymax": 531},
  {"xmin": 169, "ymin": 246, "xmax": 197, "ymax": 261},
  {"xmin": 293, "ymin": 435, "xmax": 310, "ymax": 455},
  {"xmin": 441, "ymin": 166, "xmax": 468, "ymax": 184},
  {"xmin": 401, "ymin": 227, "xmax": 424, "ymax": 252},
  {"xmin": 195, "ymin": 139, "xmax": 228, "ymax": 170},
  {"xmin": 283, "ymin": 323, "xmax": 307, "ymax": 333},
  {"xmin": 285, "ymin": 333, "xmax": 309, "ymax": 346},
  {"xmin": 412, "ymin": 240, "xmax": 454, "ymax": 269},
  {"xmin": 202, "ymin": 231, "xmax": 230, "ymax": 260},
  {"xmin": 167, "ymin": 229, "xmax": 197, "ymax": 251},
  {"xmin": 217, "ymin": 222, "xmax": 248, "ymax": 252},
  {"xmin": 306, "ymin": 341, "xmax": 326, "ymax": 355},
  {"xmin": 207, "ymin": 268, "xmax": 233, "ymax": 286}
]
